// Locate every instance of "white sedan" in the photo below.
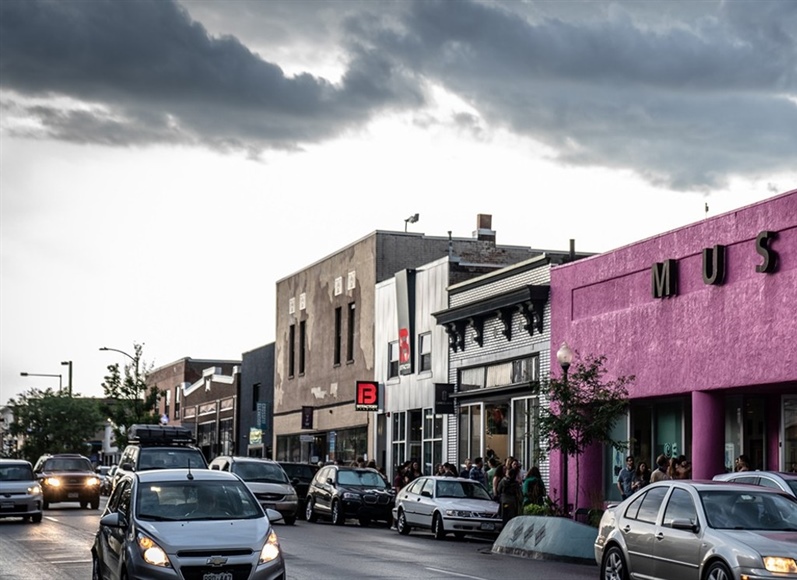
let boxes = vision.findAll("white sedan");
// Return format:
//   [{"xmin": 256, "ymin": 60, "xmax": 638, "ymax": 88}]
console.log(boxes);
[{"xmin": 393, "ymin": 475, "xmax": 502, "ymax": 540}]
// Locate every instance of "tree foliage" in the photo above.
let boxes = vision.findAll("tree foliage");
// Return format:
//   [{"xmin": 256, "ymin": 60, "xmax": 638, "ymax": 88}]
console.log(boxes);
[
  {"xmin": 7, "ymin": 388, "xmax": 104, "ymax": 462},
  {"xmin": 100, "ymin": 343, "xmax": 162, "ymax": 449},
  {"xmin": 538, "ymin": 353, "xmax": 633, "ymax": 513}
]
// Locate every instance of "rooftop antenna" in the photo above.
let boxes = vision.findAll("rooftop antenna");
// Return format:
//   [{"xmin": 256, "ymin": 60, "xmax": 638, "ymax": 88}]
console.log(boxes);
[
  {"xmin": 705, "ymin": 202, "xmax": 709, "ymax": 219},
  {"xmin": 404, "ymin": 213, "xmax": 419, "ymax": 232}
]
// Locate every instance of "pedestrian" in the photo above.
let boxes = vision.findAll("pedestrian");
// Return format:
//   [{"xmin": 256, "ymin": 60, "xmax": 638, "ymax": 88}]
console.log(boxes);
[
  {"xmin": 650, "ymin": 454, "xmax": 672, "ymax": 483},
  {"xmin": 393, "ymin": 464, "xmax": 405, "ymax": 492},
  {"xmin": 442, "ymin": 462, "xmax": 458, "ymax": 477},
  {"xmin": 497, "ymin": 467, "xmax": 522, "ymax": 523},
  {"xmin": 459, "ymin": 458, "xmax": 472, "ymax": 479},
  {"xmin": 469, "ymin": 457, "xmax": 486, "ymax": 486},
  {"xmin": 675, "ymin": 455, "xmax": 692, "ymax": 479},
  {"xmin": 632, "ymin": 461, "xmax": 651, "ymax": 492},
  {"xmin": 522, "ymin": 466, "xmax": 546, "ymax": 506},
  {"xmin": 492, "ymin": 464, "xmax": 505, "ymax": 500},
  {"xmin": 485, "ymin": 457, "xmax": 499, "ymax": 486},
  {"xmin": 735, "ymin": 454, "xmax": 751, "ymax": 472},
  {"xmin": 616, "ymin": 456, "xmax": 635, "ymax": 500}
]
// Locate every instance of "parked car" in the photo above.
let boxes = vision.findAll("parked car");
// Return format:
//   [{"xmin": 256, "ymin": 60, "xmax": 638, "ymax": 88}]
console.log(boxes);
[
  {"xmin": 34, "ymin": 453, "xmax": 101, "ymax": 510},
  {"xmin": 595, "ymin": 479, "xmax": 797, "ymax": 580},
  {"xmin": 305, "ymin": 465, "xmax": 394, "ymax": 526},
  {"xmin": 112, "ymin": 424, "xmax": 207, "ymax": 491},
  {"xmin": 713, "ymin": 470, "xmax": 797, "ymax": 497},
  {"xmin": 0, "ymin": 459, "xmax": 43, "ymax": 523},
  {"xmin": 393, "ymin": 475, "xmax": 502, "ymax": 540},
  {"xmin": 96, "ymin": 465, "xmax": 116, "ymax": 496},
  {"xmin": 209, "ymin": 456, "xmax": 298, "ymax": 524},
  {"xmin": 91, "ymin": 468, "xmax": 286, "ymax": 580},
  {"xmin": 278, "ymin": 461, "xmax": 319, "ymax": 519}
]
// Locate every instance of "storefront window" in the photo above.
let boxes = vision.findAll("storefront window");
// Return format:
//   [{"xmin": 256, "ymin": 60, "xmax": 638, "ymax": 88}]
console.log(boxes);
[
  {"xmin": 784, "ymin": 397, "xmax": 797, "ymax": 472},
  {"xmin": 422, "ymin": 408, "xmax": 443, "ymax": 475},
  {"xmin": 458, "ymin": 404, "xmax": 482, "ymax": 465}
]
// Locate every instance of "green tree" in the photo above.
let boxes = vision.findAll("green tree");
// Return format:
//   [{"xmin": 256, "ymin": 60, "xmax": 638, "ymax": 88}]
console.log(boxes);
[
  {"xmin": 100, "ymin": 343, "xmax": 162, "ymax": 449},
  {"xmin": 538, "ymin": 353, "xmax": 633, "ymax": 514},
  {"xmin": 7, "ymin": 388, "xmax": 104, "ymax": 462}
]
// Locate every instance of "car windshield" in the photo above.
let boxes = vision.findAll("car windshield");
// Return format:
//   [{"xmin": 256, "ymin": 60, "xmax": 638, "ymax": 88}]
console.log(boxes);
[
  {"xmin": 337, "ymin": 470, "xmax": 388, "ymax": 488},
  {"xmin": 44, "ymin": 458, "xmax": 91, "ymax": 472},
  {"xmin": 137, "ymin": 480, "xmax": 263, "ymax": 522},
  {"xmin": 436, "ymin": 480, "xmax": 493, "ymax": 500},
  {"xmin": 233, "ymin": 462, "xmax": 289, "ymax": 484},
  {"xmin": 0, "ymin": 465, "xmax": 34, "ymax": 481},
  {"xmin": 138, "ymin": 449, "xmax": 205, "ymax": 469},
  {"xmin": 700, "ymin": 489, "xmax": 797, "ymax": 530}
]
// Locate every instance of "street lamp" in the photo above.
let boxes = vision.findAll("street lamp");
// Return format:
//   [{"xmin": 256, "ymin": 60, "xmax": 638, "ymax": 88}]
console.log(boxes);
[
  {"xmin": 404, "ymin": 213, "xmax": 419, "ymax": 232},
  {"xmin": 100, "ymin": 346, "xmax": 142, "ymax": 415},
  {"xmin": 20, "ymin": 372, "xmax": 62, "ymax": 392},
  {"xmin": 61, "ymin": 360, "xmax": 73, "ymax": 397},
  {"xmin": 556, "ymin": 341, "xmax": 575, "ymax": 516}
]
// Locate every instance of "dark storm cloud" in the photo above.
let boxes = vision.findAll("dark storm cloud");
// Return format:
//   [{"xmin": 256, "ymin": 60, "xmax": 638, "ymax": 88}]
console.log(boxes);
[
  {"xmin": 1, "ymin": 0, "xmax": 795, "ymax": 190},
  {"xmin": 0, "ymin": 0, "xmax": 423, "ymax": 151}
]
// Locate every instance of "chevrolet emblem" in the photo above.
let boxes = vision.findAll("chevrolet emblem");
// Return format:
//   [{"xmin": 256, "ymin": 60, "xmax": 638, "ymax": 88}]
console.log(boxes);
[{"xmin": 206, "ymin": 555, "xmax": 228, "ymax": 567}]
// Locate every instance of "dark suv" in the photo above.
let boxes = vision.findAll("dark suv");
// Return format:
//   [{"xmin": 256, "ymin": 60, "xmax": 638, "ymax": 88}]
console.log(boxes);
[
  {"xmin": 278, "ymin": 461, "xmax": 319, "ymax": 519},
  {"xmin": 305, "ymin": 465, "xmax": 394, "ymax": 526},
  {"xmin": 35, "ymin": 453, "xmax": 101, "ymax": 509},
  {"xmin": 112, "ymin": 424, "xmax": 207, "ymax": 491}
]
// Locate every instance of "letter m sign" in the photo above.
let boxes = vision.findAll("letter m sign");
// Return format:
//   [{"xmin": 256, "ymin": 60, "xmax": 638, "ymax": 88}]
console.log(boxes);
[
  {"xmin": 652, "ymin": 259, "xmax": 678, "ymax": 298},
  {"xmin": 355, "ymin": 381, "xmax": 379, "ymax": 411}
]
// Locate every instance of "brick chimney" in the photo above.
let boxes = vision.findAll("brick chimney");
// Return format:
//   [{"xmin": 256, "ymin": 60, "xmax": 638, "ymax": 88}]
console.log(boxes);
[{"xmin": 473, "ymin": 214, "xmax": 496, "ymax": 242}]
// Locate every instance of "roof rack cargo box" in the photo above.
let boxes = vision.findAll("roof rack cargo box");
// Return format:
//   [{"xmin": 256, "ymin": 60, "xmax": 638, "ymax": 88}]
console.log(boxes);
[{"xmin": 128, "ymin": 424, "xmax": 195, "ymax": 445}]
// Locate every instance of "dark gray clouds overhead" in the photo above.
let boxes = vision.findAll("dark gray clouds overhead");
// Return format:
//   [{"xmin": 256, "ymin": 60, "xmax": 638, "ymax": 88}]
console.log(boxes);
[{"xmin": 2, "ymin": 0, "xmax": 795, "ymax": 189}]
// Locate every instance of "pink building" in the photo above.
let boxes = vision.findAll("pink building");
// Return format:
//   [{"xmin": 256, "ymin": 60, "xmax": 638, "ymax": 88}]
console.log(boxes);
[{"xmin": 550, "ymin": 189, "xmax": 797, "ymax": 510}]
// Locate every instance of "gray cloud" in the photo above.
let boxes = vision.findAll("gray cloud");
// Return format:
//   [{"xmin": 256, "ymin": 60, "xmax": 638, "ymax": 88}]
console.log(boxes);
[{"xmin": 1, "ymin": 0, "xmax": 795, "ymax": 190}]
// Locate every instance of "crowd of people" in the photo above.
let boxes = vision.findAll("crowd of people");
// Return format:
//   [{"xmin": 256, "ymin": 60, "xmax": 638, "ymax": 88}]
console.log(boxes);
[{"xmin": 617, "ymin": 453, "xmax": 695, "ymax": 499}]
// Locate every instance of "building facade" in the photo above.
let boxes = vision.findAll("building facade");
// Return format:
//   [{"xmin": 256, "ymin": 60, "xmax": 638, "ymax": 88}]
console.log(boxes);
[
  {"xmin": 181, "ymin": 366, "xmax": 240, "ymax": 460},
  {"xmin": 238, "ymin": 343, "xmax": 275, "ymax": 458},
  {"xmin": 550, "ymin": 188, "xmax": 797, "ymax": 509},
  {"xmin": 273, "ymin": 216, "xmax": 544, "ymax": 465}
]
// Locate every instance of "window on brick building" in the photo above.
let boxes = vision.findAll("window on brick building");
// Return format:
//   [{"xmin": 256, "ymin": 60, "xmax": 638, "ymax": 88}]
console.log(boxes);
[
  {"xmin": 334, "ymin": 307, "xmax": 342, "ymax": 366},
  {"xmin": 299, "ymin": 320, "xmax": 306, "ymax": 375},
  {"xmin": 418, "ymin": 332, "xmax": 432, "ymax": 372},
  {"xmin": 346, "ymin": 302, "xmax": 356, "ymax": 363},
  {"xmin": 289, "ymin": 324, "xmax": 296, "ymax": 378},
  {"xmin": 388, "ymin": 341, "xmax": 399, "ymax": 379}
]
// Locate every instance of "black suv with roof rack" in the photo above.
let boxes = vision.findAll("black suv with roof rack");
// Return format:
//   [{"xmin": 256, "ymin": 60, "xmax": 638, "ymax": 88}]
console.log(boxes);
[{"xmin": 111, "ymin": 424, "xmax": 208, "ymax": 491}]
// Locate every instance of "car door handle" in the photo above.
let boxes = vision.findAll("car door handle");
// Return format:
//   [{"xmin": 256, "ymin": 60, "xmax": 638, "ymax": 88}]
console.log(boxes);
[
  {"xmin": 655, "ymin": 532, "xmax": 664, "ymax": 541},
  {"xmin": 622, "ymin": 525, "xmax": 631, "ymax": 533}
]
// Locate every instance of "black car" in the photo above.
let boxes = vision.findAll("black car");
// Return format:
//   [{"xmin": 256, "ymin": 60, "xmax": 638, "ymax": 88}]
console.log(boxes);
[
  {"xmin": 34, "ymin": 453, "xmax": 101, "ymax": 509},
  {"xmin": 305, "ymin": 465, "xmax": 394, "ymax": 526},
  {"xmin": 112, "ymin": 424, "xmax": 207, "ymax": 491},
  {"xmin": 278, "ymin": 461, "xmax": 319, "ymax": 519}
]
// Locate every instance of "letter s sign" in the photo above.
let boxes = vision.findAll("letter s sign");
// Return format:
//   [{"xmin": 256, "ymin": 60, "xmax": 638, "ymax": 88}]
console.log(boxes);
[{"xmin": 356, "ymin": 381, "xmax": 379, "ymax": 411}]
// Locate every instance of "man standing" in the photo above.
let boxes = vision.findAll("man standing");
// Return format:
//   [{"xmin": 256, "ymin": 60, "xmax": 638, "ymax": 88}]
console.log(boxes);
[
  {"xmin": 459, "ymin": 458, "xmax": 472, "ymax": 479},
  {"xmin": 469, "ymin": 457, "xmax": 486, "ymax": 486},
  {"xmin": 617, "ymin": 456, "xmax": 635, "ymax": 500}
]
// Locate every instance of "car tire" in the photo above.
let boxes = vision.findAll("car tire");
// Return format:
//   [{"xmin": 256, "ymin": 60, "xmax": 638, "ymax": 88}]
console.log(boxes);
[
  {"xmin": 331, "ymin": 500, "xmax": 345, "ymax": 526},
  {"xmin": 305, "ymin": 498, "xmax": 318, "ymax": 522},
  {"xmin": 396, "ymin": 509, "xmax": 411, "ymax": 535},
  {"xmin": 31, "ymin": 513, "xmax": 43, "ymax": 524},
  {"xmin": 432, "ymin": 513, "xmax": 447, "ymax": 540},
  {"xmin": 91, "ymin": 497, "xmax": 100, "ymax": 510},
  {"xmin": 705, "ymin": 561, "xmax": 732, "ymax": 580},
  {"xmin": 81, "ymin": 501, "xmax": 88, "ymax": 509},
  {"xmin": 601, "ymin": 545, "xmax": 629, "ymax": 580}
]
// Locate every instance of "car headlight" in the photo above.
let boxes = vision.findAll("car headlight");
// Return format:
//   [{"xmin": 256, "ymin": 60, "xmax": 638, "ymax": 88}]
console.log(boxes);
[
  {"xmin": 763, "ymin": 557, "xmax": 797, "ymax": 573},
  {"xmin": 86, "ymin": 477, "xmax": 100, "ymax": 486},
  {"xmin": 28, "ymin": 485, "xmax": 42, "ymax": 495},
  {"xmin": 137, "ymin": 533, "xmax": 171, "ymax": 568},
  {"xmin": 342, "ymin": 492, "xmax": 360, "ymax": 501},
  {"xmin": 45, "ymin": 477, "xmax": 61, "ymax": 487},
  {"xmin": 259, "ymin": 529, "xmax": 281, "ymax": 564},
  {"xmin": 444, "ymin": 510, "xmax": 474, "ymax": 518}
]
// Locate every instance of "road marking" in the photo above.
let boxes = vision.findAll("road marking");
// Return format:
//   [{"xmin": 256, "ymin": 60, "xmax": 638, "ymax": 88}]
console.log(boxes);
[{"xmin": 425, "ymin": 567, "xmax": 487, "ymax": 580}]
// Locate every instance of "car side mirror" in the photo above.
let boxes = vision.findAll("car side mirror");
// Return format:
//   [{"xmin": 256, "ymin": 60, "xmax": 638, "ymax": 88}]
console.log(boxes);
[
  {"xmin": 100, "ymin": 511, "xmax": 127, "ymax": 529},
  {"xmin": 121, "ymin": 462, "xmax": 134, "ymax": 471},
  {"xmin": 670, "ymin": 519, "xmax": 699, "ymax": 533},
  {"xmin": 326, "ymin": 478, "xmax": 335, "ymax": 486}
]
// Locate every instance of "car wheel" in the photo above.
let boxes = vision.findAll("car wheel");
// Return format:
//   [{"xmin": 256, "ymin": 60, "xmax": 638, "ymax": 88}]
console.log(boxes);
[
  {"xmin": 601, "ymin": 545, "xmax": 629, "ymax": 580},
  {"xmin": 91, "ymin": 552, "xmax": 102, "ymax": 580},
  {"xmin": 396, "ymin": 509, "xmax": 411, "ymax": 535},
  {"xmin": 705, "ymin": 561, "xmax": 732, "ymax": 580},
  {"xmin": 331, "ymin": 500, "xmax": 345, "ymax": 526},
  {"xmin": 31, "ymin": 513, "xmax": 43, "ymax": 524},
  {"xmin": 305, "ymin": 498, "xmax": 318, "ymax": 522},
  {"xmin": 91, "ymin": 498, "xmax": 100, "ymax": 510},
  {"xmin": 432, "ymin": 513, "xmax": 447, "ymax": 540},
  {"xmin": 284, "ymin": 515, "xmax": 296, "ymax": 525}
]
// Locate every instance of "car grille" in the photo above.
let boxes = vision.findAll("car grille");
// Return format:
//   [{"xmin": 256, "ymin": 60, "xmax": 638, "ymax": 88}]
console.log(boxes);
[
  {"xmin": 255, "ymin": 492, "xmax": 284, "ymax": 501},
  {"xmin": 362, "ymin": 493, "xmax": 392, "ymax": 505},
  {"xmin": 180, "ymin": 564, "xmax": 252, "ymax": 580},
  {"xmin": 176, "ymin": 549, "xmax": 253, "ymax": 557}
]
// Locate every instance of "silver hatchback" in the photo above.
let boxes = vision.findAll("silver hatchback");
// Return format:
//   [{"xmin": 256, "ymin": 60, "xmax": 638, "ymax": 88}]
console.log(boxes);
[
  {"xmin": 595, "ymin": 480, "xmax": 797, "ymax": 580},
  {"xmin": 0, "ymin": 459, "xmax": 42, "ymax": 523}
]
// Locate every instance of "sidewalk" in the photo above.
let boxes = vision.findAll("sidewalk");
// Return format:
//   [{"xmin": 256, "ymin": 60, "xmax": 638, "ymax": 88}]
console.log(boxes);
[{"xmin": 491, "ymin": 515, "xmax": 598, "ymax": 565}]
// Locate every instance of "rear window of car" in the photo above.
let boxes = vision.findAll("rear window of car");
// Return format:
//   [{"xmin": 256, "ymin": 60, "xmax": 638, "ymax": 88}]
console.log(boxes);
[{"xmin": 138, "ymin": 448, "xmax": 206, "ymax": 469}]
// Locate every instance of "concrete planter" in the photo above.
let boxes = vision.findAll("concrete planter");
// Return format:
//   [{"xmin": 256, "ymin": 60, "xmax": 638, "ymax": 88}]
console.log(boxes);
[{"xmin": 491, "ymin": 515, "xmax": 598, "ymax": 565}]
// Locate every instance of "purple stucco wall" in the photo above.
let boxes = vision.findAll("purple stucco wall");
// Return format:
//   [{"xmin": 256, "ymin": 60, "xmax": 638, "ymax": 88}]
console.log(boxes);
[{"xmin": 549, "ymin": 189, "xmax": 797, "ymax": 509}]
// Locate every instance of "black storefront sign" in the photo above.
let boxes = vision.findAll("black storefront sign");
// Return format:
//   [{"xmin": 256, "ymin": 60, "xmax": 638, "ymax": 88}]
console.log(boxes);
[
  {"xmin": 301, "ymin": 406, "xmax": 313, "ymax": 430},
  {"xmin": 434, "ymin": 383, "xmax": 455, "ymax": 414}
]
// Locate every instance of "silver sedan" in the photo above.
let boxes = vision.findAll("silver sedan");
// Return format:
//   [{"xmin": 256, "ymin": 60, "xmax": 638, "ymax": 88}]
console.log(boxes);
[
  {"xmin": 393, "ymin": 476, "xmax": 502, "ymax": 540},
  {"xmin": 595, "ymin": 480, "xmax": 797, "ymax": 580}
]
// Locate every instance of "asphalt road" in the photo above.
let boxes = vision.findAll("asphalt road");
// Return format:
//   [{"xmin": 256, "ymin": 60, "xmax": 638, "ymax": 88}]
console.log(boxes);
[{"xmin": 0, "ymin": 499, "xmax": 598, "ymax": 579}]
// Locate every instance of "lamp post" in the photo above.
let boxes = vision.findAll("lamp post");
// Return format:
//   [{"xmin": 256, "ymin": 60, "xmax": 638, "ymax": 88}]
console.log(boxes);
[
  {"xmin": 20, "ymin": 372, "xmax": 63, "ymax": 392},
  {"xmin": 61, "ymin": 360, "xmax": 73, "ymax": 397},
  {"xmin": 556, "ymin": 341, "xmax": 574, "ymax": 516},
  {"xmin": 404, "ymin": 213, "xmax": 419, "ymax": 232},
  {"xmin": 100, "ymin": 346, "xmax": 141, "ymax": 416}
]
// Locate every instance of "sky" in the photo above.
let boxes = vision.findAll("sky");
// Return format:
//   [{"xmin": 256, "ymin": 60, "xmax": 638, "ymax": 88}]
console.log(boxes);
[{"xmin": 1, "ymin": 0, "xmax": 796, "ymax": 405}]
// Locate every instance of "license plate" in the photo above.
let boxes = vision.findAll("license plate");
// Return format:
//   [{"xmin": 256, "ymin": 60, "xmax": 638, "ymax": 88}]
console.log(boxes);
[
  {"xmin": 202, "ymin": 572, "xmax": 233, "ymax": 580},
  {"xmin": 0, "ymin": 502, "xmax": 14, "ymax": 511},
  {"xmin": 68, "ymin": 492, "xmax": 79, "ymax": 499},
  {"xmin": 480, "ymin": 522, "xmax": 495, "ymax": 531}
]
